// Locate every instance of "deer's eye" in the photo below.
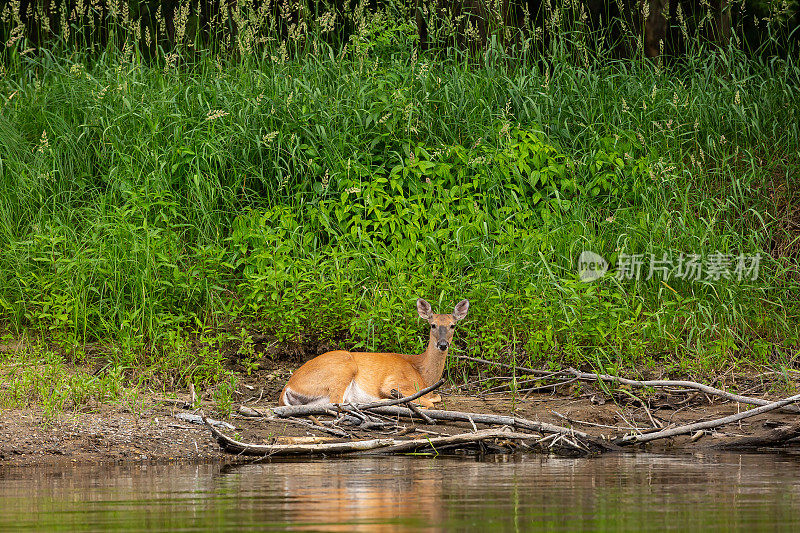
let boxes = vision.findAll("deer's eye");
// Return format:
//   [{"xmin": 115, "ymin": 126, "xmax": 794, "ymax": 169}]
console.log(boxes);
[{"xmin": 430, "ymin": 324, "xmax": 436, "ymax": 330}]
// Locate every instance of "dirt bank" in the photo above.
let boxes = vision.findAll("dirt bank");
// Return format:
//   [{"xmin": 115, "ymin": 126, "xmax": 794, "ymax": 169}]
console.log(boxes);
[{"xmin": 3, "ymin": 365, "xmax": 799, "ymax": 467}]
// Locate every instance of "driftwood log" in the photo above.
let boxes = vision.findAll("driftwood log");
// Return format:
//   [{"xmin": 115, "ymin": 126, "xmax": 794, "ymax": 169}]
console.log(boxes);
[
  {"xmin": 710, "ymin": 422, "xmax": 800, "ymax": 450},
  {"xmin": 205, "ymin": 418, "xmax": 540, "ymax": 457}
]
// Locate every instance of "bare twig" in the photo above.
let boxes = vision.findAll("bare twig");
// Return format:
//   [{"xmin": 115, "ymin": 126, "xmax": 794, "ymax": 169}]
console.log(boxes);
[
  {"xmin": 344, "ymin": 407, "xmax": 386, "ymax": 429},
  {"xmin": 550, "ymin": 410, "xmax": 649, "ymax": 431},
  {"xmin": 456, "ymin": 356, "xmax": 800, "ymax": 414},
  {"xmin": 455, "ymin": 355, "xmax": 553, "ymax": 376},
  {"xmin": 481, "ymin": 378, "xmax": 579, "ymax": 396},
  {"xmin": 615, "ymin": 409, "xmax": 640, "ymax": 435},
  {"xmin": 157, "ymin": 397, "xmax": 192, "ymax": 409},
  {"xmin": 269, "ymin": 399, "xmax": 610, "ymax": 450},
  {"xmin": 391, "ymin": 389, "xmax": 435, "ymax": 424},
  {"xmin": 615, "ymin": 393, "xmax": 800, "ymax": 446},
  {"xmin": 640, "ymin": 402, "xmax": 663, "ymax": 429},
  {"xmin": 363, "ymin": 405, "xmax": 614, "ymax": 451}
]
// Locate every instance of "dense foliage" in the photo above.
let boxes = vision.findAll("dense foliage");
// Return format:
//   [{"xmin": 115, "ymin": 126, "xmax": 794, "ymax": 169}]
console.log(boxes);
[{"xmin": 0, "ymin": 1, "xmax": 798, "ymax": 409}]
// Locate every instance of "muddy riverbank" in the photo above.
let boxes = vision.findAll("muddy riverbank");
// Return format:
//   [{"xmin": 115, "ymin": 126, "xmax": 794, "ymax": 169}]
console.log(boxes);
[{"xmin": 4, "ymin": 377, "xmax": 799, "ymax": 466}]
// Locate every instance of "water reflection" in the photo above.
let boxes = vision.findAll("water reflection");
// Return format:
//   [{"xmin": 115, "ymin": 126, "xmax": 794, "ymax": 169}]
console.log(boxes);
[
  {"xmin": 218, "ymin": 459, "xmax": 444, "ymax": 531},
  {"xmin": 1, "ymin": 453, "xmax": 799, "ymax": 531}
]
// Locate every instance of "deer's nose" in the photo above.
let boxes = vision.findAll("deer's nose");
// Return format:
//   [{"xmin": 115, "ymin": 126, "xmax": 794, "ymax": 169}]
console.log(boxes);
[{"xmin": 437, "ymin": 341, "xmax": 449, "ymax": 351}]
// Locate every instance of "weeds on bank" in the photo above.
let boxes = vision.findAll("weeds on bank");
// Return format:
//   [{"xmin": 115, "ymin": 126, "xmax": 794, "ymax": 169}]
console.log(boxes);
[
  {"xmin": 0, "ymin": 337, "xmax": 133, "ymax": 418},
  {"xmin": 0, "ymin": 332, "xmax": 242, "ymax": 418},
  {"xmin": 0, "ymin": 1, "xmax": 798, "ymax": 401}
]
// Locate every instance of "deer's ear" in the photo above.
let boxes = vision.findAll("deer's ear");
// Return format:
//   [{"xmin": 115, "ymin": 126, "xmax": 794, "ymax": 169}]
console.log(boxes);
[
  {"xmin": 417, "ymin": 298, "xmax": 433, "ymax": 320},
  {"xmin": 453, "ymin": 299, "xmax": 469, "ymax": 321}
]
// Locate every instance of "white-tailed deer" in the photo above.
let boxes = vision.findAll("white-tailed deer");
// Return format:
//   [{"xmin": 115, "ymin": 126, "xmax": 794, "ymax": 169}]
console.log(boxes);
[{"xmin": 279, "ymin": 298, "xmax": 469, "ymax": 408}]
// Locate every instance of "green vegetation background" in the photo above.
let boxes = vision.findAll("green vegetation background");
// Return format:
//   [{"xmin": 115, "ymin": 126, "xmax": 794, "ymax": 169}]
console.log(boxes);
[{"xmin": 0, "ymin": 0, "xmax": 798, "ymax": 413}]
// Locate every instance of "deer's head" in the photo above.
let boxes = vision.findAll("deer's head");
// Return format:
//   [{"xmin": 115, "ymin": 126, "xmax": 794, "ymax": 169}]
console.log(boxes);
[{"xmin": 417, "ymin": 298, "xmax": 469, "ymax": 352}]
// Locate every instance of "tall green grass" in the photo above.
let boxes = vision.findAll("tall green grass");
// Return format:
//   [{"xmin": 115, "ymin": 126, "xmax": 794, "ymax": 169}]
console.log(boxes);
[{"xmin": 0, "ymin": 9, "xmax": 798, "ymax": 395}]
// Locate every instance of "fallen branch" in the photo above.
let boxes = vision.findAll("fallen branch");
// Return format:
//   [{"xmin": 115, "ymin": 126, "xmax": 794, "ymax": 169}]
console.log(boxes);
[
  {"xmin": 275, "ymin": 401, "xmax": 595, "ymax": 441},
  {"xmin": 356, "ymin": 429, "xmax": 539, "ymax": 455},
  {"xmin": 390, "ymin": 389, "xmax": 435, "ymax": 424},
  {"xmin": 614, "ymin": 393, "xmax": 800, "ymax": 446},
  {"xmin": 271, "ymin": 379, "xmax": 445, "ymax": 418},
  {"xmin": 709, "ymin": 422, "xmax": 800, "ymax": 450},
  {"xmin": 359, "ymin": 379, "xmax": 445, "ymax": 409},
  {"xmin": 551, "ymin": 410, "xmax": 650, "ymax": 432},
  {"xmin": 205, "ymin": 415, "xmax": 540, "ymax": 456},
  {"xmin": 269, "ymin": 399, "xmax": 612, "ymax": 452},
  {"xmin": 456, "ymin": 355, "xmax": 800, "ymax": 414},
  {"xmin": 282, "ymin": 416, "xmax": 353, "ymax": 438},
  {"xmin": 208, "ymin": 428, "xmax": 395, "ymax": 456},
  {"xmin": 456, "ymin": 355, "xmax": 553, "ymax": 376},
  {"xmin": 262, "ymin": 394, "xmax": 616, "ymax": 451},
  {"xmin": 363, "ymin": 405, "xmax": 615, "ymax": 452},
  {"xmin": 564, "ymin": 368, "xmax": 800, "ymax": 414},
  {"xmin": 237, "ymin": 406, "xmax": 353, "ymax": 437}
]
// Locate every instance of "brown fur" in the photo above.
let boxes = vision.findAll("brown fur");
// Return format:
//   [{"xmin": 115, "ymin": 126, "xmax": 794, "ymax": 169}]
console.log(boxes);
[{"xmin": 279, "ymin": 299, "xmax": 469, "ymax": 408}]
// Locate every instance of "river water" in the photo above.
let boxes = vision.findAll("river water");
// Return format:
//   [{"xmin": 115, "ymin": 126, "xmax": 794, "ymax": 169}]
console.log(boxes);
[{"xmin": 1, "ymin": 452, "xmax": 799, "ymax": 531}]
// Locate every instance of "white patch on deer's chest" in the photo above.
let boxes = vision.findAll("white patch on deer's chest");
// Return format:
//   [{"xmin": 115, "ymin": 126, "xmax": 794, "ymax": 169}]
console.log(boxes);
[{"xmin": 342, "ymin": 380, "xmax": 380, "ymax": 404}]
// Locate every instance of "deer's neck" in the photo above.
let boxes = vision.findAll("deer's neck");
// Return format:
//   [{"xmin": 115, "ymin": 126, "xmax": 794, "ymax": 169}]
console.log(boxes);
[{"xmin": 408, "ymin": 341, "xmax": 447, "ymax": 387}]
